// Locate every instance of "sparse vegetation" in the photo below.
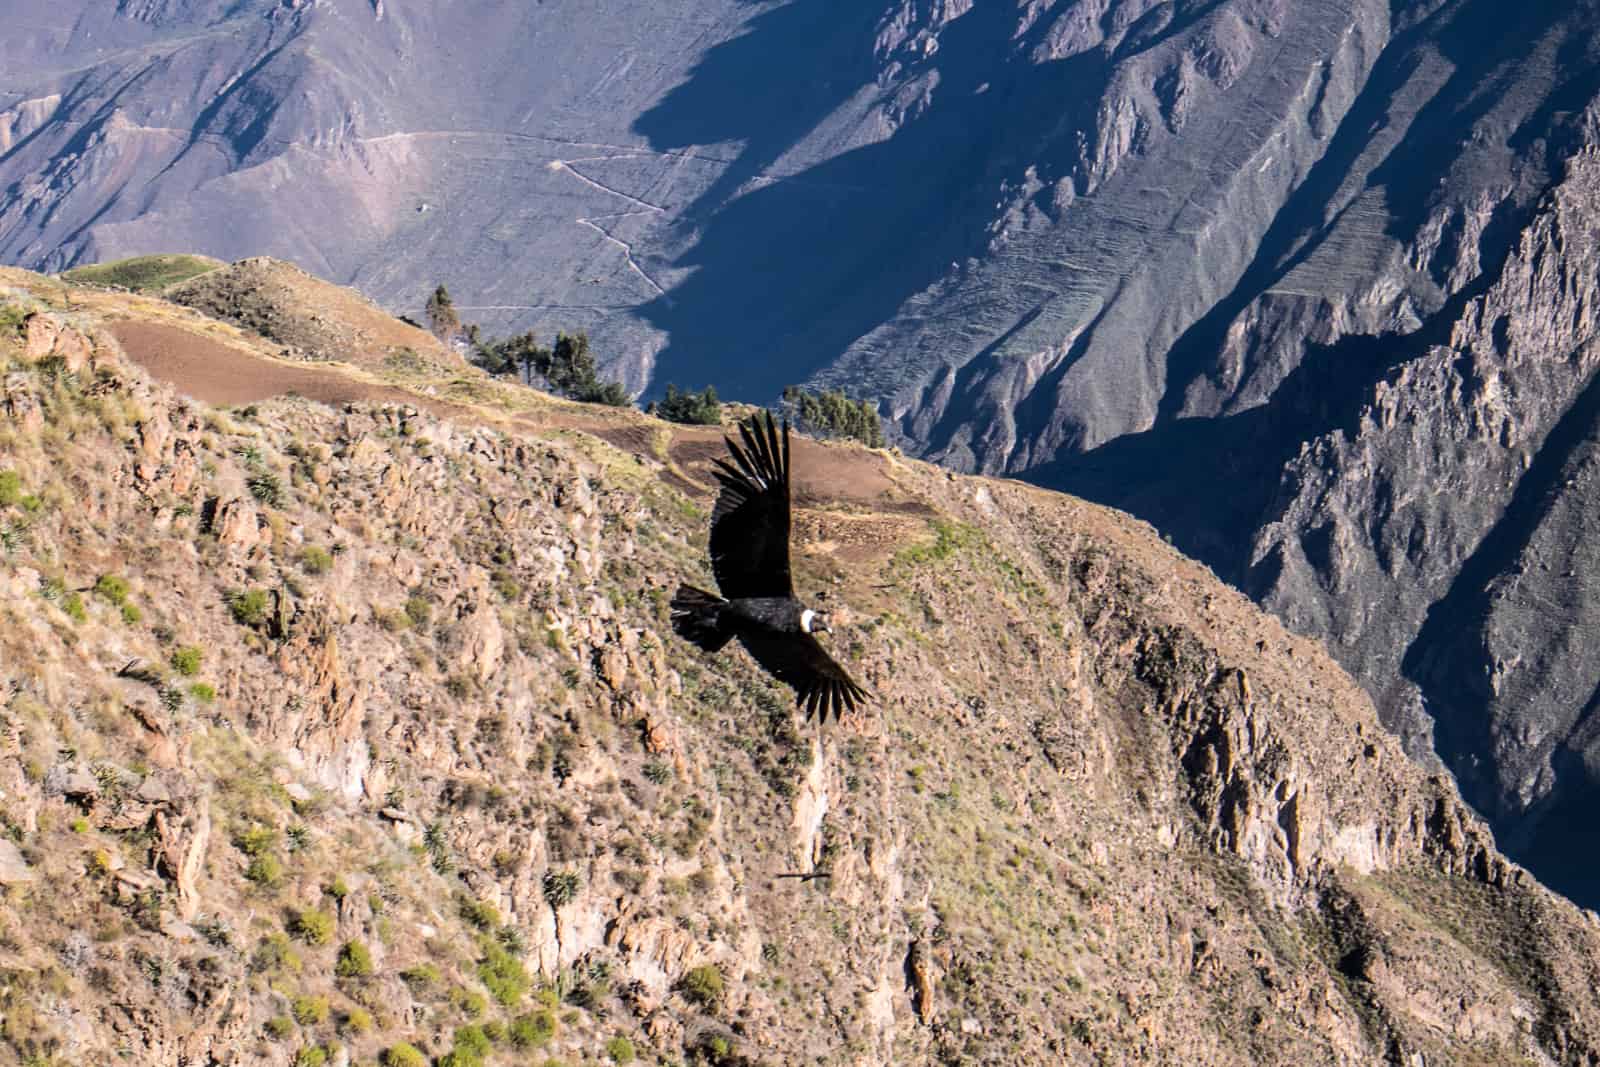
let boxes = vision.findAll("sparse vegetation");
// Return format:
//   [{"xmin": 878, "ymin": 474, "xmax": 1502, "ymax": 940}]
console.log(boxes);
[
  {"xmin": 170, "ymin": 646, "xmax": 203, "ymax": 676},
  {"xmin": 400, "ymin": 963, "xmax": 441, "ymax": 988},
  {"xmin": 682, "ymin": 964, "xmax": 724, "ymax": 1007},
  {"xmin": 246, "ymin": 852, "xmax": 284, "ymax": 885},
  {"xmin": 300, "ymin": 545, "xmax": 333, "ymax": 574},
  {"xmin": 336, "ymin": 940, "xmax": 373, "ymax": 978},
  {"xmin": 478, "ymin": 936, "xmax": 530, "ymax": 1007},
  {"xmin": 290, "ymin": 908, "xmax": 336, "ymax": 945},
  {"xmin": 381, "ymin": 1044, "xmax": 427, "ymax": 1067},
  {"xmin": 248, "ymin": 470, "xmax": 284, "ymax": 506},
  {"xmin": 510, "ymin": 1009, "xmax": 557, "ymax": 1048},
  {"xmin": 292, "ymin": 994, "xmax": 330, "ymax": 1026},
  {"xmin": 543, "ymin": 870, "xmax": 581, "ymax": 909},
  {"xmin": 93, "ymin": 574, "xmax": 130, "ymax": 606},
  {"xmin": 60, "ymin": 254, "xmax": 221, "ymax": 292},
  {"xmin": 3, "ymin": 256, "xmax": 1597, "ymax": 1067},
  {"xmin": 228, "ymin": 588, "xmax": 271, "ymax": 627},
  {"xmin": 61, "ymin": 592, "xmax": 86, "ymax": 623}
]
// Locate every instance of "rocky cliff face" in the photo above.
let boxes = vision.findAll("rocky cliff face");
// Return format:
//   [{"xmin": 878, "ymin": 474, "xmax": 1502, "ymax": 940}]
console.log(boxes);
[{"xmin": 4, "ymin": 268, "xmax": 1600, "ymax": 1064}]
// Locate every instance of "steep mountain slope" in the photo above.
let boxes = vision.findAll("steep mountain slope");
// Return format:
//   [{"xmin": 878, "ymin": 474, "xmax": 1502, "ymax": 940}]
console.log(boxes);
[
  {"xmin": 11, "ymin": 0, "xmax": 1600, "ymax": 906},
  {"xmin": 5, "ymin": 268, "xmax": 1600, "ymax": 1066}
]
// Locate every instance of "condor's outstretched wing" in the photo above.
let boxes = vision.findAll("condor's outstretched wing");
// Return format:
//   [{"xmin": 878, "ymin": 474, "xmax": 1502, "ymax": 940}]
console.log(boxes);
[
  {"xmin": 737, "ymin": 632, "xmax": 869, "ymax": 721},
  {"xmin": 708, "ymin": 412, "xmax": 792, "ymax": 599}
]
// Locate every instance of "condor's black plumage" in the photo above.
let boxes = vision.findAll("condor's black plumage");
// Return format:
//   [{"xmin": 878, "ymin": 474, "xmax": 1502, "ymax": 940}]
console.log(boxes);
[{"xmin": 671, "ymin": 412, "xmax": 868, "ymax": 720}]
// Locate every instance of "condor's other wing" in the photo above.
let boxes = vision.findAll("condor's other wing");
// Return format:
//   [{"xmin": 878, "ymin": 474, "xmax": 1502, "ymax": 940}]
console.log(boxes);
[
  {"xmin": 737, "ymin": 631, "xmax": 869, "ymax": 722},
  {"xmin": 708, "ymin": 411, "xmax": 793, "ymax": 599}
]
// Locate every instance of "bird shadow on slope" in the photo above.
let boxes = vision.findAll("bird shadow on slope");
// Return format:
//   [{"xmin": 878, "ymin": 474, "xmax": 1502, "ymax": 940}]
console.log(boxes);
[{"xmin": 630, "ymin": 1, "xmax": 1113, "ymax": 402}]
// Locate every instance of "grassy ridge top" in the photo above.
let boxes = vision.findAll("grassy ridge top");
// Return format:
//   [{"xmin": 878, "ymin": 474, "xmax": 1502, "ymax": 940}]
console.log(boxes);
[{"xmin": 59, "ymin": 254, "xmax": 224, "ymax": 293}]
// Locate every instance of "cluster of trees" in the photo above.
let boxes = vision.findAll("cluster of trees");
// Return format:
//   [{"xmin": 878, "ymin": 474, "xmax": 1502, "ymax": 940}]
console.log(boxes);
[
  {"xmin": 425, "ymin": 285, "xmax": 629, "ymax": 406},
  {"xmin": 646, "ymin": 384, "xmax": 722, "ymax": 425},
  {"xmin": 781, "ymin": 385, "xmax": 884, "ymax": 447},
  {"xmin": 421, "ymin": 286, "xmax": 885, "ymax": 447}
]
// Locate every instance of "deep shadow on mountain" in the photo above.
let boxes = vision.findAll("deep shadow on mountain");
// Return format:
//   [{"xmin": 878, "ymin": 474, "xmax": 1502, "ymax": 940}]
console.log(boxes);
[
  {"xmin": 1157, "ymin": 0, "xmax": 1584, "ymax": 422},
  {"xmin": 1024, "ymin": 329, "xmax": 1401, "ymax": 589},
  {"xmin": 631, "ymin": 1, "xmax": 1110, "ymax": 401},
  {"xmin": 1027, "ymin": 260, "xmax": 1508, "ymax": 589}
]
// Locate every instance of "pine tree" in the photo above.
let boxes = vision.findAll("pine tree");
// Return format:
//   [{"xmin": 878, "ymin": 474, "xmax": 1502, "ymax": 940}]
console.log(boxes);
[{"xmin": 424, "ymin": 284, "xmax": 462, "ymax": 343}]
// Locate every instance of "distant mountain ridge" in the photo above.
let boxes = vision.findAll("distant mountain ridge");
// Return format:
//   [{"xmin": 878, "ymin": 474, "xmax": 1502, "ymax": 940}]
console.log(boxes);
[{"xmin": 12, "ymin": 1, "xmax": 1600, "ymax": 906}]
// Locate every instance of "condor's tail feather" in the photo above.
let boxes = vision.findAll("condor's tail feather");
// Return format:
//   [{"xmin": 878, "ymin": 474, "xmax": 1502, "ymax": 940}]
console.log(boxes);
[{"xmin": 670, "ymin": 584, "xmax": 733, "ymax": 652}]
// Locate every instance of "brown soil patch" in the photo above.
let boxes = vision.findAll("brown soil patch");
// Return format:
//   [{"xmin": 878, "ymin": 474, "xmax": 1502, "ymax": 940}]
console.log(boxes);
[
  {"xmin": 667, "ymin": 432, "xmax": 917, "ymax": 511},
  {"xmin": 109, "ymin": 320, "xmax": 418, "ymax": 409}
]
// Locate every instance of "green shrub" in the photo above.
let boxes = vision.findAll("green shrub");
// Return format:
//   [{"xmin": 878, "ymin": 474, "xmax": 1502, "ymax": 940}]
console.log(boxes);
[
  {"xmin": 452, "ymin": 987, "xmax": 487, "ymax": 1018},
  {"xmin": 682, "ymin": 964, "xmax": 724, "ymax": 1007},
  {"xmin": 236, "ymin": 825, "xmax": 277, "ymax": 856},
  {"xmin": 478, "ymin": 938, "xmax": 528, "ymax": 1007},
  {"xmin": 453, "ymin": 1025, "xmax": 491, "ymax": 1058},
  {"xmin": 291, "ymin": 908, "xmax": 336, "ymax": 945},
  {"xmin": 300, "ymin": 545, "xmax": 334, "ymax": 575},
  {"xmin": 62, "ymin": 592, "xmax": 86, "ymax": 623},
  {"xmin": 341, "ymin": 1007, "xmax": 373, "ymax": 1034},
  {"xmin": 248, "ymin": 471, "xmax": 284, "ymax": 506},
  {"xmin": 403, "ymin": 595, "xmax": 431, "ymax": 627},
  {"xmin": 335, "ymin": 940, "xmax": 373, "ymax": 978},
  {"xmin": 400, "ymin": 962, "xmax": 440, "ymax": 988},
  {"xmin": 188, "ymin": 682, "xmax": 216, "ymax": 704},
  {"xmin": 246, "ymin": 852, "xmax": 282, "ymax": 885},
  {"xmin": 0, "ymin": 471, "xmax": 20, "ymax": 507},
  {"xmin": 252, "ymin": 933, "xmax": 302, "ymax": 973},
  {"xmin": 265, "ymin": 1015, "xmax": 295, "ymax": 1040},
  {"xmin": 438, "ymin": 1052, "xmax": 483, "ymax": 1067},
  {"xmin": 509, "ymin": 1009, "xmax": 557, "ymax": 1048},
  {"xmin": 121, "ymin": 602, "xmax": 143, "ymax": 625},
  {"xmin": 294, "ymin": 1047, "xmax": 328, "ymax": 1067},
  {"xmin": 458, "ymin": 895, "xmax": 500, "ymax": 930},
  {"xmin": 228, "ymin": 588, "xmax": 270, "ymax": 627},
  {"xmin": 649, "ymin": 383, "xmax": 721, "ymax": 425},
  {"xmin": 292, "ymin": 994, "xmax": 330, "ymax": 1026},
  {"xmin": 605, "ymin": 1036, "xmax": 636, "ymax": 1064},
  {"xmin": 381, "ymin": 1044, "xmax": 427, "ymax": 1067},
  {"xmin": 170, "ymin": 646, "xmax": 203, "ymax": 676},
  {"xmin": 93, "ymin": 574, "xmax": 130, "ymax": 606},
  {"xmin": 542, "ymin": 870, "xmax": 580, "ymax": 908}
]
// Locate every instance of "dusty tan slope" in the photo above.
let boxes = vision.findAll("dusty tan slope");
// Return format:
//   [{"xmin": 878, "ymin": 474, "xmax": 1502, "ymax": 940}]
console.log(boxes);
[{"xmin": 0, "ymin": 269, "xmax": 1598, "ymax": 1066}]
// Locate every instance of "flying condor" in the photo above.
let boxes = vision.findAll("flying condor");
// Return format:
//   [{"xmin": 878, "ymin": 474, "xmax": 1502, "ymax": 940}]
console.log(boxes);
[{"xmin": 670, "ymin": 412, "xmax": 869, "ymax": 720}]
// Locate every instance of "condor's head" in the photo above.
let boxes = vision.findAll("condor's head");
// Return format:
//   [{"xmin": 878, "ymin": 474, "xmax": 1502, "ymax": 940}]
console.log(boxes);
[{"xmin": 799, "ymin": 607, "xmax": 831, "ymax": 634}]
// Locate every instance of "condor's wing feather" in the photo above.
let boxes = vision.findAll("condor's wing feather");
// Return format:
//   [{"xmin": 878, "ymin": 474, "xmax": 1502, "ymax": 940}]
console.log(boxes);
[
  {"xmin": 708, "ymin": 412, "xmax": 792, "ymax": 599},
  {"xmin": 736, "ymin": 632, "xmax": 868, "ymax": 722}
]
